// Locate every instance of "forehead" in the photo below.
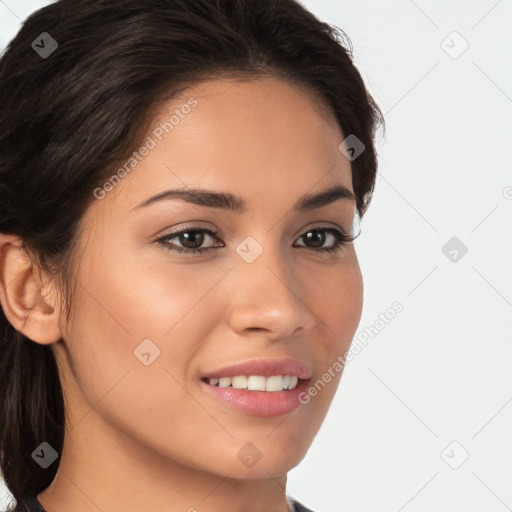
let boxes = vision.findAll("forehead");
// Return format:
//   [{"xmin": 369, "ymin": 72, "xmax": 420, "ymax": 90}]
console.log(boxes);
[{"xmin": 96, "ymin": 75, "xmax": 352, "ymax": 215}]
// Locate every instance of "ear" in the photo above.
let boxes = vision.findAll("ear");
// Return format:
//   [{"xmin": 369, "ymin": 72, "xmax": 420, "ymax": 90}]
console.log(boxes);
[{"xmin": 0, "ymin": 234, "xmax": 62, "ymax": 345}]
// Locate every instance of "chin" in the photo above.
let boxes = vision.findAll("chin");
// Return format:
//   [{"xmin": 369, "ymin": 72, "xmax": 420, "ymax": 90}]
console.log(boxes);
[{"xmin": 212, "ymin": 443, "xmax": 309, "ymax": 479}]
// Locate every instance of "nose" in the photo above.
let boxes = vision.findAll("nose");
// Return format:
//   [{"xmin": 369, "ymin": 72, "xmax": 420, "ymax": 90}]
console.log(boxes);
[{"xmin": 226, "ymin": 240, "xmax": 317, "ymax": 340}]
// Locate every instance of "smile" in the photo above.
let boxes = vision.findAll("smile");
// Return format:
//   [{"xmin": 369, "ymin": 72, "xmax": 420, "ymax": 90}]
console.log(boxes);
[
  {"xmin": 199, "ymin": 377, "xmax": 310, "ymax": 417},
  {"xmin": 203, "ymin": 375, "xmax": 299, "ymax": 391}
]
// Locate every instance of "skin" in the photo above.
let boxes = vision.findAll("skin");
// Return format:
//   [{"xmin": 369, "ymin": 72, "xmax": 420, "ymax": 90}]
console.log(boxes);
[{"xmin": 0, "ymin": 75, "xmax": 363, "ymax": 512}]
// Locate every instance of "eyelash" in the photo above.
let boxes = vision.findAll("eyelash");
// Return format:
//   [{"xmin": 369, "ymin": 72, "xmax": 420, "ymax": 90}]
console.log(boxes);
[{"xmin": 157, "ymin": 226, "xmax": 358, "ymax": 255}]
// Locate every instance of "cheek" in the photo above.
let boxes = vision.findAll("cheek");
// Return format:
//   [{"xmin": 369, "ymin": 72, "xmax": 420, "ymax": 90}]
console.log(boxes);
[
  {"xmin": 62, "ymin": 252, "xmax": 230, "ymax": 399},
  {"xmin": 60, "ymin": 259, "xmax": 225, "ymax": 464},
  {"xmin": 76, "ymin": 249, "xmax": 228, "ymax": 344},
  {"xmin": 104, "ymin": 249, "xmax": 232, "ymax": 339},
  {"xmin": 300, "ymin": 257, "xmax": 363, "ymax": 405},
  {"xmin": 306, "ymin": 256, "xmax": 364, "ymax": 352}
]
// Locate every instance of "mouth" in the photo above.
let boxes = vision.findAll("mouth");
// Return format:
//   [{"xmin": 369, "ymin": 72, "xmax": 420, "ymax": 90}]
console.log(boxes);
[
  {"xmin": 199, "ymin": 374, "xmax": 311, "ymax": 417},
  {"xmin": 198, "ymin": 357, "xmax": 313, "ymax": 417}
]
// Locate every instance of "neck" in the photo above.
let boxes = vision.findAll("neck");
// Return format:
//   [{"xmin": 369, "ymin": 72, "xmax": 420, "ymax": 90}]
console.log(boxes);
[{"xmin": 38, "ymin": 408, "xmax": 291, "ymax": 512}]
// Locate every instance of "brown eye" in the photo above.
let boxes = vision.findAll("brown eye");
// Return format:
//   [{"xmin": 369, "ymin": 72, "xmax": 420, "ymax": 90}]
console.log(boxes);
[
  {"xmin": 294, "ymin": 228, "xmax": 355, "ymax": 254},
  {"xmin": 158, "ymin": 228, "xmax": 221, "ymax": 254}
]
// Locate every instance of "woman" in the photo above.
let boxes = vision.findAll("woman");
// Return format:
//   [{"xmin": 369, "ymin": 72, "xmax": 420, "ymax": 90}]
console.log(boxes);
[{"xmin": 0, "ymin": 0, "xmax": 384, "ymax": 511}]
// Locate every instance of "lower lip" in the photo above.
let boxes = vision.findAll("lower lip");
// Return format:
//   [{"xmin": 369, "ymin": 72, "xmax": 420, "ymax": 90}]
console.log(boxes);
[{"xmin": 199, "ymin": 378, "xmax": 310, "ymax": 417}]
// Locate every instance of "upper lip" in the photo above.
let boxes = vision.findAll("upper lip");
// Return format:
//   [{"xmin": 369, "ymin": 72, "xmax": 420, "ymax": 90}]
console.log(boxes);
[{"xmin": 201, "ymin": 358, "xmax": 312, "ymax": 380}]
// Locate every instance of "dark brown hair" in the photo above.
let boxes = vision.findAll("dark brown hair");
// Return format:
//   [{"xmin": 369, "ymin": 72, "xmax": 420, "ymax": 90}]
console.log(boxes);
[{"xmin": 0, "ymin": 0, "xmax": 384, "ymax": 509}]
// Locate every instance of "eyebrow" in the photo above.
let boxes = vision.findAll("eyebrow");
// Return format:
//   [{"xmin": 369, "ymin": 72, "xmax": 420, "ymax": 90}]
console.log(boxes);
[{"xmin": 132, "ymin": 184, "xmax": 356, "ymax": 213}]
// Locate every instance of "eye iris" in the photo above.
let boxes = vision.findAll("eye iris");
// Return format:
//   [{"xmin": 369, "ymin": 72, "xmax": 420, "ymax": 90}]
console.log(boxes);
[
  {"xmin": 180, "ymin": 231, "xmax": 205, "ymax": 249},
  {"xmin": 305, "ymin": 230, "xmax": 325, "ymax": 248}
]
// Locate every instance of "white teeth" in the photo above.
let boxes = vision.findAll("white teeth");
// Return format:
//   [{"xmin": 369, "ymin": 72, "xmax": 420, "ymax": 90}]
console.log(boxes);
[
  {"xmin": 207, "ymin": 375, "xmax": 299, "ymax": 391},
  {"xmin": 248, "ymin": 375, "xmax": 266, "ymax": 391},
  {"xmin": 265, "ymin": 375, "xmax": 283, "ymax": 392},
  {"xmin": 218, "ymin": 377, "xmax": 232, "ymax": 388},
  {"xmin": 232, "ymin": 375, "xmax": 248, "ymax": 389}
]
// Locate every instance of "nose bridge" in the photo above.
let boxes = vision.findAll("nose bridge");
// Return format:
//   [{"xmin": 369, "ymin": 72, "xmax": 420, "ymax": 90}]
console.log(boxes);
[{"xmin": 227, "ymin": 232, "xmax": 316, "ymax": 337}]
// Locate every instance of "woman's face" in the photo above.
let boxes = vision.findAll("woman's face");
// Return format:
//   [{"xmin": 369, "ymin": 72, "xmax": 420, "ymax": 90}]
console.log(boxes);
[{"xmin": 55, "ymin": 75, "xmax": 363, "ymax": 479}]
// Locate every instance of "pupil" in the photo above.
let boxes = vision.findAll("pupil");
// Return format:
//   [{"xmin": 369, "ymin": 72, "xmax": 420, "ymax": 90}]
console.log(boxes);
[
  {"xmin": 306, "ymin": 230, "xmax": 324, "ymax": 248},
  {"xmin": 181, "ymin": 231, "xmax": 204, "ymax": 249}
]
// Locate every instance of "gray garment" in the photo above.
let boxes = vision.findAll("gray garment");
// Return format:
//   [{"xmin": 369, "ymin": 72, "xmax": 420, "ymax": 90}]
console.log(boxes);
[
  {"xmin": 288, "ymin": 495, "xmax": 316, "ymax": 512},
  {"xmin": 21, "ymin": 494, "xmax": 316, "ymax": 512}
]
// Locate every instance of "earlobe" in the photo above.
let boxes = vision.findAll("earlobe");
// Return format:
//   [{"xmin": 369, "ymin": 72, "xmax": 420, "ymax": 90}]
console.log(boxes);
[{"xmin": 0, "ymin": 234, "xmax": 62, "ymax": 345}]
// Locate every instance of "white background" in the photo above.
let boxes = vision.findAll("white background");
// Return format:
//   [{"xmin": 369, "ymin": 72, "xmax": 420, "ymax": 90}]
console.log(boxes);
[{"xmin": 1, "ymin": 1, "xmax": 511, "ymax": 511}]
